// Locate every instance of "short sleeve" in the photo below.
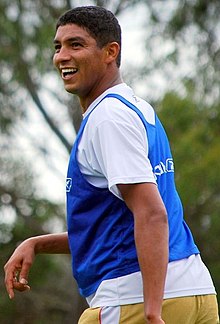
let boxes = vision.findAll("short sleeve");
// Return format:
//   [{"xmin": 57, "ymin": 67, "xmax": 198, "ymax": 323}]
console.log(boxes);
[{"xmin": 91, "ymin": 117, "xmax": 156, "ymax": 198}]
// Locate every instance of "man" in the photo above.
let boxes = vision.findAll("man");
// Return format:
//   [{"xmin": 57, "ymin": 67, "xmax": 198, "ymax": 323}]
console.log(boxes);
[{"xmin": 4, "ymin": 6, "xmax": 219, "ymax": 324}]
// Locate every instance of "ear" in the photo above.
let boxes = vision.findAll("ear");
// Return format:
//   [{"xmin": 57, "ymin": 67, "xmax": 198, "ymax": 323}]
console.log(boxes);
[{"xmin": 104, "ymin": 42, "xmax": 120, "ymax": 64}]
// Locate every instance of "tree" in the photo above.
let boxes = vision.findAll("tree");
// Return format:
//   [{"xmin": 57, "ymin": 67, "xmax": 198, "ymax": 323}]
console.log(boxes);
[{"xmin": 141, "ymin": 0, "xmax": 220, "ymax": 103}]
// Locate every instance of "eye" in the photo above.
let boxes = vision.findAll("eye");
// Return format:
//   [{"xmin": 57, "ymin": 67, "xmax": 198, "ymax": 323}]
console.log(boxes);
[
  {"xmin": 71, "ymin": 42, "xmax": 82, "ymax": 48},
  {"xmin": 54, "ymin": 44, "xmax": 61, "ymax": 53}
]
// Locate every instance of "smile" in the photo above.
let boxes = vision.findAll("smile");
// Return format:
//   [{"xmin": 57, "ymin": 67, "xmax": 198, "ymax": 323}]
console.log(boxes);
[{"xmin": 61, "ymin": 68, "xmax": 78, "ymax": 78}]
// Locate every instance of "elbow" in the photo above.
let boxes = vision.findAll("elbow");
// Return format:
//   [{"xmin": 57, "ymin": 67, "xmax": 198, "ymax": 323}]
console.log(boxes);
[
  {"xmin": 134, "ymin": 206, "xmax": 168, "ymax": 230},
  {"xmin": 147, "ymin": 206, "xmax": 168, "ymax": 225},
  {"xmin": 151, "ymin": 207, "xmax": 168, "ymax": 228},
  {"xmin": 155, "ymin": 207, "xmax": 168, "ymax": 224}
]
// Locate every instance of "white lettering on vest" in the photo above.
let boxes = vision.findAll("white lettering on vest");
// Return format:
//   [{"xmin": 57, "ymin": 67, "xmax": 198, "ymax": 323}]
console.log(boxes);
[{"xmin": 154, "ymin": 158, "xmax": 174, "ymax": 178}]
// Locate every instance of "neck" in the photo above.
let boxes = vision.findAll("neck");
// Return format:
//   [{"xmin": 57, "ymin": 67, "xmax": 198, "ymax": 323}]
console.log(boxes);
[{"xmin": 79, "ymin": 72, "xmax": 123, "ymax": 113}]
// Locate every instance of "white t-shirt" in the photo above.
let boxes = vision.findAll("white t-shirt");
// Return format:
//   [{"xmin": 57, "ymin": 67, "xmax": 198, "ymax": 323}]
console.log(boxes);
[
  {"xmin": 77, "ymin": 83, "xmax": 216, "ymax": 307},
  {"xmin": 78, "ymin": 84, "xmax": 156, "ymax": 197}
]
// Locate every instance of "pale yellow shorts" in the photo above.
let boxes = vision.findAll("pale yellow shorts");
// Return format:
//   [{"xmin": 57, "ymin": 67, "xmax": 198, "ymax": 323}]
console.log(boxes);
[{"xmin": 78, "ymin": 295, "xmax": 219, "ymax": 324}]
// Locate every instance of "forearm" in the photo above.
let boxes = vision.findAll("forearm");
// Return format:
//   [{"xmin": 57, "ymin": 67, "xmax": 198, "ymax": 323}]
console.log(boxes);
[
  {"xmin": 118, "ymin": 182, "xmax": 168, "ymax": 322},
  {"xmin": 29, "ymin": 232, "xmax": 70, "ymax": 255},
  {"xmin": 4, "ymin": 232, "xmax": 70, "ymax": 299},
  {"xmin": 135, "ymin": 212, "xmax": 168, "ymax": 321}
]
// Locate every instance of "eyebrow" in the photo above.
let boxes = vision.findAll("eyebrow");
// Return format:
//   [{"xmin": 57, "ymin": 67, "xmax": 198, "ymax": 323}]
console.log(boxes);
[{"xmin": 53, "ymin": 36, "xmax": 86, "ymax": 44}]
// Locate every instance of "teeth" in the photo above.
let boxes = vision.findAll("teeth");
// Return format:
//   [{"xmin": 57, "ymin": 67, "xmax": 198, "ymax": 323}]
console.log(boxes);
[
  {"xmin": 61, "ymin": 68, "xmax": 77, "ymax": 78},
  {"xmin": 62, "ymin": 68, "xmax": 77, "ymax": 73}
]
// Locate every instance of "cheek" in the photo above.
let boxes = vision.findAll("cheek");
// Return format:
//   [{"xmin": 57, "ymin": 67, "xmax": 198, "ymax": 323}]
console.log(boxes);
[
  {"xmin": 52, "ymin": 54, "xmax": 57, "ymax": 67},
  {"xmin": 88, "ymin": 59, "xmax": 105, "ymax": 74},
  {"xmin": 80, "ymin": 53, "xmax": 105, "ymax": 77},
  {"xmin": 52, "ymin": 55, "xmax": 56, "ymax": 67}
]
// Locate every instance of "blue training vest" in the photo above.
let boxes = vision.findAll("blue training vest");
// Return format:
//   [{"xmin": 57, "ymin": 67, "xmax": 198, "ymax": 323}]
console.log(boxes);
[{"xmin": 66, "ymin": 93, "xmax": 199, "ymax": 297}]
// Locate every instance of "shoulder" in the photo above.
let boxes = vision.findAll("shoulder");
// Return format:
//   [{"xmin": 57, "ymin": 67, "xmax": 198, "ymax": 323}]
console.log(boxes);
[{"xmin": 88, "ymin": 92, "xmax": 156, "ymax": 130}]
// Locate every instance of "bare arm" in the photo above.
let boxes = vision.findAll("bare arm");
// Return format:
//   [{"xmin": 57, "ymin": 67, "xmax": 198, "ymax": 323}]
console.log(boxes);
[
  {"xmin": 118, "ymin": 183, "xmax": 168, "ymax": 324},
  {"xmin": 4, "ymin": 232, "xmax": 70, "ymax": 299}
]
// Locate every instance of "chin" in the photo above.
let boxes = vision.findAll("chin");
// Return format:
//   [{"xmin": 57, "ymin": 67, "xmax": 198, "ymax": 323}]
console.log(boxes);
[{"xmin": 64, "ymin": 84, "xmax": 78, "ymax": 94}]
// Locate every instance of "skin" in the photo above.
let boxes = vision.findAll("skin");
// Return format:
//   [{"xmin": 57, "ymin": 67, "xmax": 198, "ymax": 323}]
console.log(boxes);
[
  {"xmin": 4, "ymin": 23, "xmax": 168, "ymax": 324},
  {"xmin": 53, "ymin": 24, "xmax": 122, "ymax": 111},
  {"xmin": 118, "ymin": 183, "xmax": 168, "ymax": 324},
  {"xmin": 4, "ymin": 233, "xmax": 70, "ymax": 298}
]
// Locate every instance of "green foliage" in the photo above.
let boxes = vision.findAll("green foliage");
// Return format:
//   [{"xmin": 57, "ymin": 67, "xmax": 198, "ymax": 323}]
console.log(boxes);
[{"xmin": 144, "ymin": 0, "xmax": 220, "ymax": 104}]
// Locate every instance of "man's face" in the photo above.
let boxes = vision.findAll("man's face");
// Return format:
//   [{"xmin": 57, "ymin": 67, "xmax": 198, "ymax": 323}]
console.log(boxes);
[{"xmin": 53, "ymin": 24, "xmax": 108, "ymax": 101}]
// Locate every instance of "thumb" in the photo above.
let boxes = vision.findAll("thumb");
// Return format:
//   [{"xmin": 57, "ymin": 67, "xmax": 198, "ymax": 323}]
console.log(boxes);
[
  {"xmin": 19, "ymin": 278, "xmax": 28, "ymax": 285},
  {"xmin": 18, "ymin": 261, "xmax": 31, "ymax": 285}
]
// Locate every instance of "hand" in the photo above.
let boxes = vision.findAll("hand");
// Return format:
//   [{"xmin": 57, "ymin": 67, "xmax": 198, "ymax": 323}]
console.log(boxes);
[
  {"xmin": 145, "ymin": 311, "xmax": 165, "ymax": 324},
  {"xmin": 4, "ymin": 238, "xmax": 36, "ymax": 299},
  {"xmin": 146, "ymin": 316, "xmax": 165, "ymax": 324}
]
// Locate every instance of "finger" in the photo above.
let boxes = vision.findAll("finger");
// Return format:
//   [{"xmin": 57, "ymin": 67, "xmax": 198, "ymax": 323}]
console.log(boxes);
[
  {"xmin": 6, "ymin": 280, "xmax": 15, "ymax": 299},
  {"xmin": 18, "ymin": 261, "xmax": 31, "ymax": 284},
  {"xmin": 4, "ymin": 267, "xmax": 19, "ymax": 299},
  {"xmin": 13, "ymin": 281, "xmax": 31, "ymax": 293},
  {"xmin": 19, "ymin": 278, "xmax": 28, "ymax": 285}
]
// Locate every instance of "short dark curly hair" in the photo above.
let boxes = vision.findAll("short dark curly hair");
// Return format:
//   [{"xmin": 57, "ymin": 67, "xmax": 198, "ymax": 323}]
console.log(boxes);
[{"xmin": 56, "ymin": 6, "xmax": 121, "ymax": 67}]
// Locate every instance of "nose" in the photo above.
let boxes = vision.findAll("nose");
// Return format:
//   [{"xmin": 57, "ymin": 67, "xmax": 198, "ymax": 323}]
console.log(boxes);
[{"xmin": 53, "ymin": 46, "xmax": 72, "ymax": 67}]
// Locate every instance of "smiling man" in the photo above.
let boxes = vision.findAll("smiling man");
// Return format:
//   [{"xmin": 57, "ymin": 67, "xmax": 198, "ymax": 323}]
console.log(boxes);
[
  {"xmin": 53, "ymin": 15, "xmax": 122, "ymax": 110},
  {"xmin": 4, "ymin": 6, "xmax": 219, "ymax": 324}
]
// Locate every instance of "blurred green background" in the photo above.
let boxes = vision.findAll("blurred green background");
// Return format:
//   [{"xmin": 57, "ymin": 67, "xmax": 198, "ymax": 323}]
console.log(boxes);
[{"xmin": 0, "ymin": 0, "xmax": 220, "ymax": 323}]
